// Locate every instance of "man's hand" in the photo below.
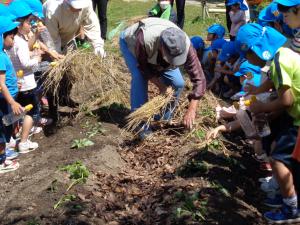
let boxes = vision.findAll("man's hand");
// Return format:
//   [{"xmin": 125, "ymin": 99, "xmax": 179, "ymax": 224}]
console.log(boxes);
[
  {"xmin": 183, "ymin": 107, "xmax": 196, "ymax": 130},
  {"xmin": 11, "ymin": 101, "xmax": 23, "ymax": 115},
  {"xmin": 94, "ymin": 47, "xmax": 106, "ymax": 58}
]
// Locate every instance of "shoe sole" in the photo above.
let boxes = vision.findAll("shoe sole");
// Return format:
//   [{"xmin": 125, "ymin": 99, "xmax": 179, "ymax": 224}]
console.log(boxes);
[
  {"xmin": 265, "ymin": 216, "xmax": 300, "ymax": 224},
  {"xmin": 18, "ymin": 147, "xmax": 38, "ymax": 154},
  {"xmin": 6, "ymin": 155, "xmax": 19, "ymax": 160},
  {"xmin": 264, "ymin": 202, "xmax": 283, "ymax": 208},
  {"xmin": 0, "ymin": 162, "xmax": 20, "ymax": 174}
]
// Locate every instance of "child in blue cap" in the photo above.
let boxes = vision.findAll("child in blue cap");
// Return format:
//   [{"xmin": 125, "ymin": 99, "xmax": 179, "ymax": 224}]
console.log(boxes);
[
  {"xmin": 209, "ymin": 41, "xmax": 241, "ymax": 98},
  {"xmin": 276, "ymin": 0, "xmax": 300, "ymax": 54},
  {"xmin": 190, "ymin": 36, "xmax": 205, "ymax": 62},
  {"xmin": 227, "ymin": 0, "xmax": 248, "ymax": 40},
  {"xmin": 0, "ymin": 16, "xmax": 22, "ymax": 173},
  {"xmin": 236, "ymin": 23, "xmax": 300, "ymax": 223}
]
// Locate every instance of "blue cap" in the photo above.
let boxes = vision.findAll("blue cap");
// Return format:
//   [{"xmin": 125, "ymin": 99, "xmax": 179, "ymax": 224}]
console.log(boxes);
[
  {"xmin": 190, "ymin": 36, "xmax": 204, "ymax": 50},
  {"xmin": 258, "ymin": 2, "xmax": 281, "ymax": 23},
  {"xmin": 218, "ymin": 41, "xmax": 238, "ymax": 62},
  {"xmin": 274, "ymin": 0, "xmax": 300, "ymax": 7},
  {"xmin": 207, "ymin": 24, "xmax": 226, "ymax": 39},
  {"xmin": 236, "ymin": 23, "xmax": 287, "ymax": 61},
  {"xmin": 0, "ymin": 3, "xmax": 16, "ymax": 21},
  {"xmin": 211, "ymin": 38, "xmax": 227, "ymax": 51},
  {"xmin": 8, "ymin": 0, "xmax": 33, "ymax": 19},
  {"xmin": 226, "ymin": 0, "xmax": 248, "ymax": 10},
  {"xmin": 234, "ymin": 60, "xmax": 261, "ymax": 77},
  {"xmin": 18, "ymin": 0, "xmax": 44, "ymax": 19},
  {"xmin": 0, "ymin": 16, "xmax": 20, "ymax": 50}
]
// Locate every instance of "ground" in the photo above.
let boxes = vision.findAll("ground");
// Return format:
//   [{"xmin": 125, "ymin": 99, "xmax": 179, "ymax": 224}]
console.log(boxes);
[{"xmin": 0, "ymin": 0, "xmax": 273, "ymax": 224}]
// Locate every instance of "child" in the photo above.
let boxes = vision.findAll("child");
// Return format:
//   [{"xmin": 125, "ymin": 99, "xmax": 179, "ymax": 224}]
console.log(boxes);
[
  {"xmin": 227, "ymin": 0, "xmax": 248, "ymax": 40},
  {"xmin": 148, "ymin": 0, "xmax": 177, "ymax": 24},
  {"xmin": 276, "ymin": 0, "xmax": 300, "ymax": 54},
  {"xmin": 8, "ymin": 1, "xmax": 41, "ymax": 153},
  {"xmin": 0, "ymin": 16, "xmax": 22, "ymax": 173},
  {"xmin": 190, "ymin": 36, "xmax": 205, "ymax": 62},
  {"xmin": 236, "ymin": 23, "xmax": 300, "ymax": 223}
]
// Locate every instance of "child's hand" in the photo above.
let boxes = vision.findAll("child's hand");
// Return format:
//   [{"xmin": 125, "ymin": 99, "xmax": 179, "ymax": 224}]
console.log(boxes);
[
  {"xmin": 206, "ymin": 128, "xmax": 220, "ymax": 140},
  {"xmin": 249, "ymin": 100, "xmax": 265, "ymax": 114},
  {"xmin": 11, "ymin": 101, "xmax": 23, "ymax": 115}
]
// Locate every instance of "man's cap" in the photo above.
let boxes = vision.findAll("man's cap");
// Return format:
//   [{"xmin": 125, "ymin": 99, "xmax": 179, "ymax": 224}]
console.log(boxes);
[
  {"xmin": 0, "ymin": 3, "xmax": 16, "ymax": 21},
  {"xmin": 190, "ymin": 36, "xmax": 204, "ymax": 50},
  {"xmin": 8, "ymin": 0, "xmax": 33, "ymax": 19},
  {"xmin": 258, "ymin": 2, "xmax": 281, "ymax": 23},
  {"xmin": 218, "ymin": 41, "xmax": 239, "ymax": 62},
  {"xmin": 274, "ymin": 0, "xmax": 300, "ymax": 7},
  {"xmin": 236, "ymin": 23, "xmax": 286, "ymax": 61},
  {"xmin": 234, "ymin": 60, "xmax": 261, "ymax": 77},
  {"xmin": 226, "ymin": 0, "xmax": 248, "ymax": 10},
  {"xmin": 66, "ymin": 0, "xmax": 90, "ymax": 9},
  {"xmin": 211, "ymin": 38, "xmax": 227, "ymax": 51},
  {"xmin": 207, "ymin": 24, "xmax": 226, "ymax": 39},
  {"xmin": 160, "ymin": 27, "xmax": 189, "ymax": 66}
]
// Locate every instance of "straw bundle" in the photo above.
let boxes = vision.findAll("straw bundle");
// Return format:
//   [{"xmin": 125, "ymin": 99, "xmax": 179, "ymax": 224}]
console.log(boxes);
[
  {"xmin": 42, "ymin": 50, "xmax": 130, "ymax": 109},
  {"xmin": 124, "ymin": 88, "xmax": 174, "ymax": 133}
]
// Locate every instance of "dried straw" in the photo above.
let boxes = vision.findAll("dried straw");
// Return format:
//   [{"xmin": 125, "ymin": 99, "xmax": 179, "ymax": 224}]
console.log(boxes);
[
  {"xmin": 42, "ymin": 50, "xmax": 130, "ymax": 110},
  {"xmin": 124, "ymin": 88, "xmax": 174, "ymax": 133}
]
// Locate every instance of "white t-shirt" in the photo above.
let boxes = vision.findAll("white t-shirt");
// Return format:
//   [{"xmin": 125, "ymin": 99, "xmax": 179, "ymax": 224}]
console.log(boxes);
[{"xmin": 7, "ymin": 35, "xmax": 37, "ymax": 92}]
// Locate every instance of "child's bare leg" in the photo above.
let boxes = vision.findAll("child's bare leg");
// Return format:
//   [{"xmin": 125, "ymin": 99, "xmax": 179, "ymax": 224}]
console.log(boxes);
[{"xmin": 20, "ymin": 115, "xmax": 33, "ymax": 143}]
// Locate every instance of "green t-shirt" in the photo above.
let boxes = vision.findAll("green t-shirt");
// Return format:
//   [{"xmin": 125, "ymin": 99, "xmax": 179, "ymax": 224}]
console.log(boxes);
[{"xmin": 270, "ymin": 47, "xmax": 300, "ymax": 126}]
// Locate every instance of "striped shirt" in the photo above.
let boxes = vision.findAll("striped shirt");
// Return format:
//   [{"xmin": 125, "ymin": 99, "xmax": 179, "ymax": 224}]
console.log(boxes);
[{"xmin": 291, "ymin": 30, "xmax": 300, "ymax": 55}]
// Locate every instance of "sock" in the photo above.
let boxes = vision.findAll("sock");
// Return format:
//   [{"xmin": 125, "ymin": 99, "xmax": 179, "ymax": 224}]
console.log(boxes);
[{"xmin": 283, "ymin": 195, "xmax": 298, "ymax": 215}]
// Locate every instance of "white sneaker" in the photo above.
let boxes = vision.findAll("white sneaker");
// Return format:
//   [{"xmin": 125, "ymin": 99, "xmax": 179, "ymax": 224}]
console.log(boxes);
[
  {"xmin": 18, "ymin": 140, "xmax": 39, "ymax": 154},
  {"xmin": 6, "ymin": 137, "xmax": 16, "ymax": 150},
  {"xmin": 0, "ymin": 159, "xmax": 20, "ymax": 174}
]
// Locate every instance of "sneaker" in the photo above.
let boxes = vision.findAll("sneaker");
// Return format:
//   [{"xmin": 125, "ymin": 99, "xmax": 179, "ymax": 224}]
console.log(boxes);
[
  {"xmin": 261, "ymin": 176, "xmax": 280, "ymax": 193},
  {"xmin": 5, "ymin": 149, "xmax": 19, "ymax": 160},
  {"xmin": 30, "ymin": 126, "xmax": 43, "ymax": 135},
  {"xmin": 264, "ymin": 204, "xmax": 300, "ymax": 224},
  {"xmin": 38, "ymin": 118, "xmax": 53, "ymax": 126},
  {"xmin": 264, "ymin": 195, "xmax": 283, "ymax": 208},
  {"xmin": 6, "ymin": 137, "xmax": 16, "ymax": 150},
  {"xmin": 18, "ymin": 140, "xmax": 38, "ymax": 154},
  {"xmin": 0, "ymin": 160, "xmax": 20, "ymax": 174}
]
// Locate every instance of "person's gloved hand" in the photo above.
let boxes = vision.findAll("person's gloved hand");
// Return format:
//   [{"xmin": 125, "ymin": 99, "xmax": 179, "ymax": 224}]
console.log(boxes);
[{"xmin": 94, "ymin": 47, "xmax": 106, "ymax": 59}]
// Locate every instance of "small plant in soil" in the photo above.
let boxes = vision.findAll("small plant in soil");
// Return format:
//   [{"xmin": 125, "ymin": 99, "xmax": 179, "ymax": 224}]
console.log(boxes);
[
  {"xmin": 53, "ymin": 194, "xmax": 76, "ymax": 209},
  {"xmin": 194, "ymin": 129, "xmax": 206, "ymax": 140},
  {"xmin": 174, "ymin": 191, "xmax": 207, "ymax": 221},
  {"xmin": 71, "ymin": 138, "xmax": 94, "ymax": 149},
  {"xmin": 86, "ymin": 122, "xmax": 105, "ymax": 138},
  {"xmin": 176, "ymin": 159, "xmax": 209, "ymax": 177},
  {"xmin": 210, "ymin": 181, "xmax": 231, "ymax": 197}
]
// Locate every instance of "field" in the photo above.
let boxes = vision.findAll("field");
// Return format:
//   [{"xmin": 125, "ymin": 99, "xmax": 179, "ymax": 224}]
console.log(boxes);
[{"xmin": 0, "ymin": 1, "xmax": 270, "ymax": 225}]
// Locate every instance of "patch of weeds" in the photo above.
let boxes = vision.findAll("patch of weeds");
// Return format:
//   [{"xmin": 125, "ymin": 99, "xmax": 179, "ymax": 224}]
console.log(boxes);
[
  {"xmin": 54, "ymin": 162, "xmax": 89, "ymax": 210},
  {"xmin": 210, "ymin": 181, "xmax": 231, "ymax": 197},
  {"xmin": 54, "ymin": 194, "xmax": 76, "ymax": 209},
  {"xmin": 71, "ymin": 138, "xmax": 94, "ymax": 149},
  {"xmin": 194, "ymin": 130, "xmax": 205, "ymax": 140},
  {"xmin": 86, "ymin": 122, "xmax": 105, "ymax": 138},
  {"xmin": 177, "ymin": 159, "xmax": 209, "ymax": 177},
  {"xmin": 60, "ymin": 161, "xmax": 90, "ymax": 191},
  {"xmin": 223, "ymin": 156, "xmax": 246, "ymax": 170},
  {"xmin": 26, "ymin": 218, "xmax": 41, "ymax": 225},
  {"xmin": 174, "ymin": 191, "xmax": 207, "ymax": 221},
  {"xmin": 200, "ymin": 107, "xmax": 215, "ymax": 118},
  {"xmin": 208, "ymin": 139, "xmax": 221, "ymax": 151}
]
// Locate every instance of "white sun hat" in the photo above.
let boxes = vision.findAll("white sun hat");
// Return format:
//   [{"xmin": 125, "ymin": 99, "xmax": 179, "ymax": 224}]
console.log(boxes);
[{"xmin": 66, "ymin": 0, "xmax": 90, "ymax": 9}]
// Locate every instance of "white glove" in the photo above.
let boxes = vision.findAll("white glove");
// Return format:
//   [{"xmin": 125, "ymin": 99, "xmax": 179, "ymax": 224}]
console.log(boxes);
[{"xmin": 94, "ymin": 47, "xmax": 106, "ymax": 59}]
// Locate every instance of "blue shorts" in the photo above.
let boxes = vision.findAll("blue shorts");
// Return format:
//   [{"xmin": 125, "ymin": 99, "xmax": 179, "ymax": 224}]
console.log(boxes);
[
  {"xmin": 262, "ymin": 112, "xmax": 298, "ymax": 167},
  {"xmin": 0, "ymin": 98, "xmax": 13, "ymax": 144}
]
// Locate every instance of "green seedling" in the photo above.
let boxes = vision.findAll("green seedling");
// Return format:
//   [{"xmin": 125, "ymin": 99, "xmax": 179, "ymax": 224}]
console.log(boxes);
[
  {"xmin": 195, "ymin": 130, "xmax": 206, "ymax": 140},
  {"xmin": 86, "ymin": 122, "xmax": 105, "ymax": 138},
  {"xmin": 175, "ymin": 191, "xmax": 207, "ymax": 221},
  {"xmin": 208, "ymin": 139, "xmax": 221, "ymax": 150},
  {"xmin": 60, "ymin": 161, "xmax": 89, "ymax": 191},
  {"xmin": 71, "ymin": 138, "xmax": 94, "ymax": 149},
  {"xmin": 53, "ymin": 194, "xmax": 76, "ymax": 209},
  {"xmin": 211, "ymin": 181, "xmax": 231, "ymax": 197}
]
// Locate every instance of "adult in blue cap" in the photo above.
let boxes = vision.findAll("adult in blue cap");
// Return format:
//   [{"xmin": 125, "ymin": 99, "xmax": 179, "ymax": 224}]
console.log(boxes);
[
  {"xmin": 0, "ymin": 16, "xmax": 23, "ymax": 173},
  {"xmin": 237, "ymin": 22, "xmax": 300, "ymax": 224}
]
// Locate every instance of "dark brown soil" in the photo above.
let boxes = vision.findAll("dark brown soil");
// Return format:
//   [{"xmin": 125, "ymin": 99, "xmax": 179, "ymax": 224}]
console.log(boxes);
[{"xmin": 0, "ymin": 110, "xmax": 270, "ymax": 225}]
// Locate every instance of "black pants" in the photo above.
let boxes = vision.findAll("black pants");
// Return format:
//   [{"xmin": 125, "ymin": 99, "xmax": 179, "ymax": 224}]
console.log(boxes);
[
  {"xmin": 171, "ymin": 0, "xmax": 185, "ymax": 29},
  {"xmin": 92, "ymin": 0, "xmax": 108, "ymax": 40},
  {"xmin": 225, "ymin": 5, "xmax": 232, "ymax": 33}
]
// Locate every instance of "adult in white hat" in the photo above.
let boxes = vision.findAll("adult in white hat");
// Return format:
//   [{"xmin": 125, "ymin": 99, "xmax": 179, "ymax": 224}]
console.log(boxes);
[{"xmin": 43, "ymin": 0, "xmax": 105, "ymax": 57}]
